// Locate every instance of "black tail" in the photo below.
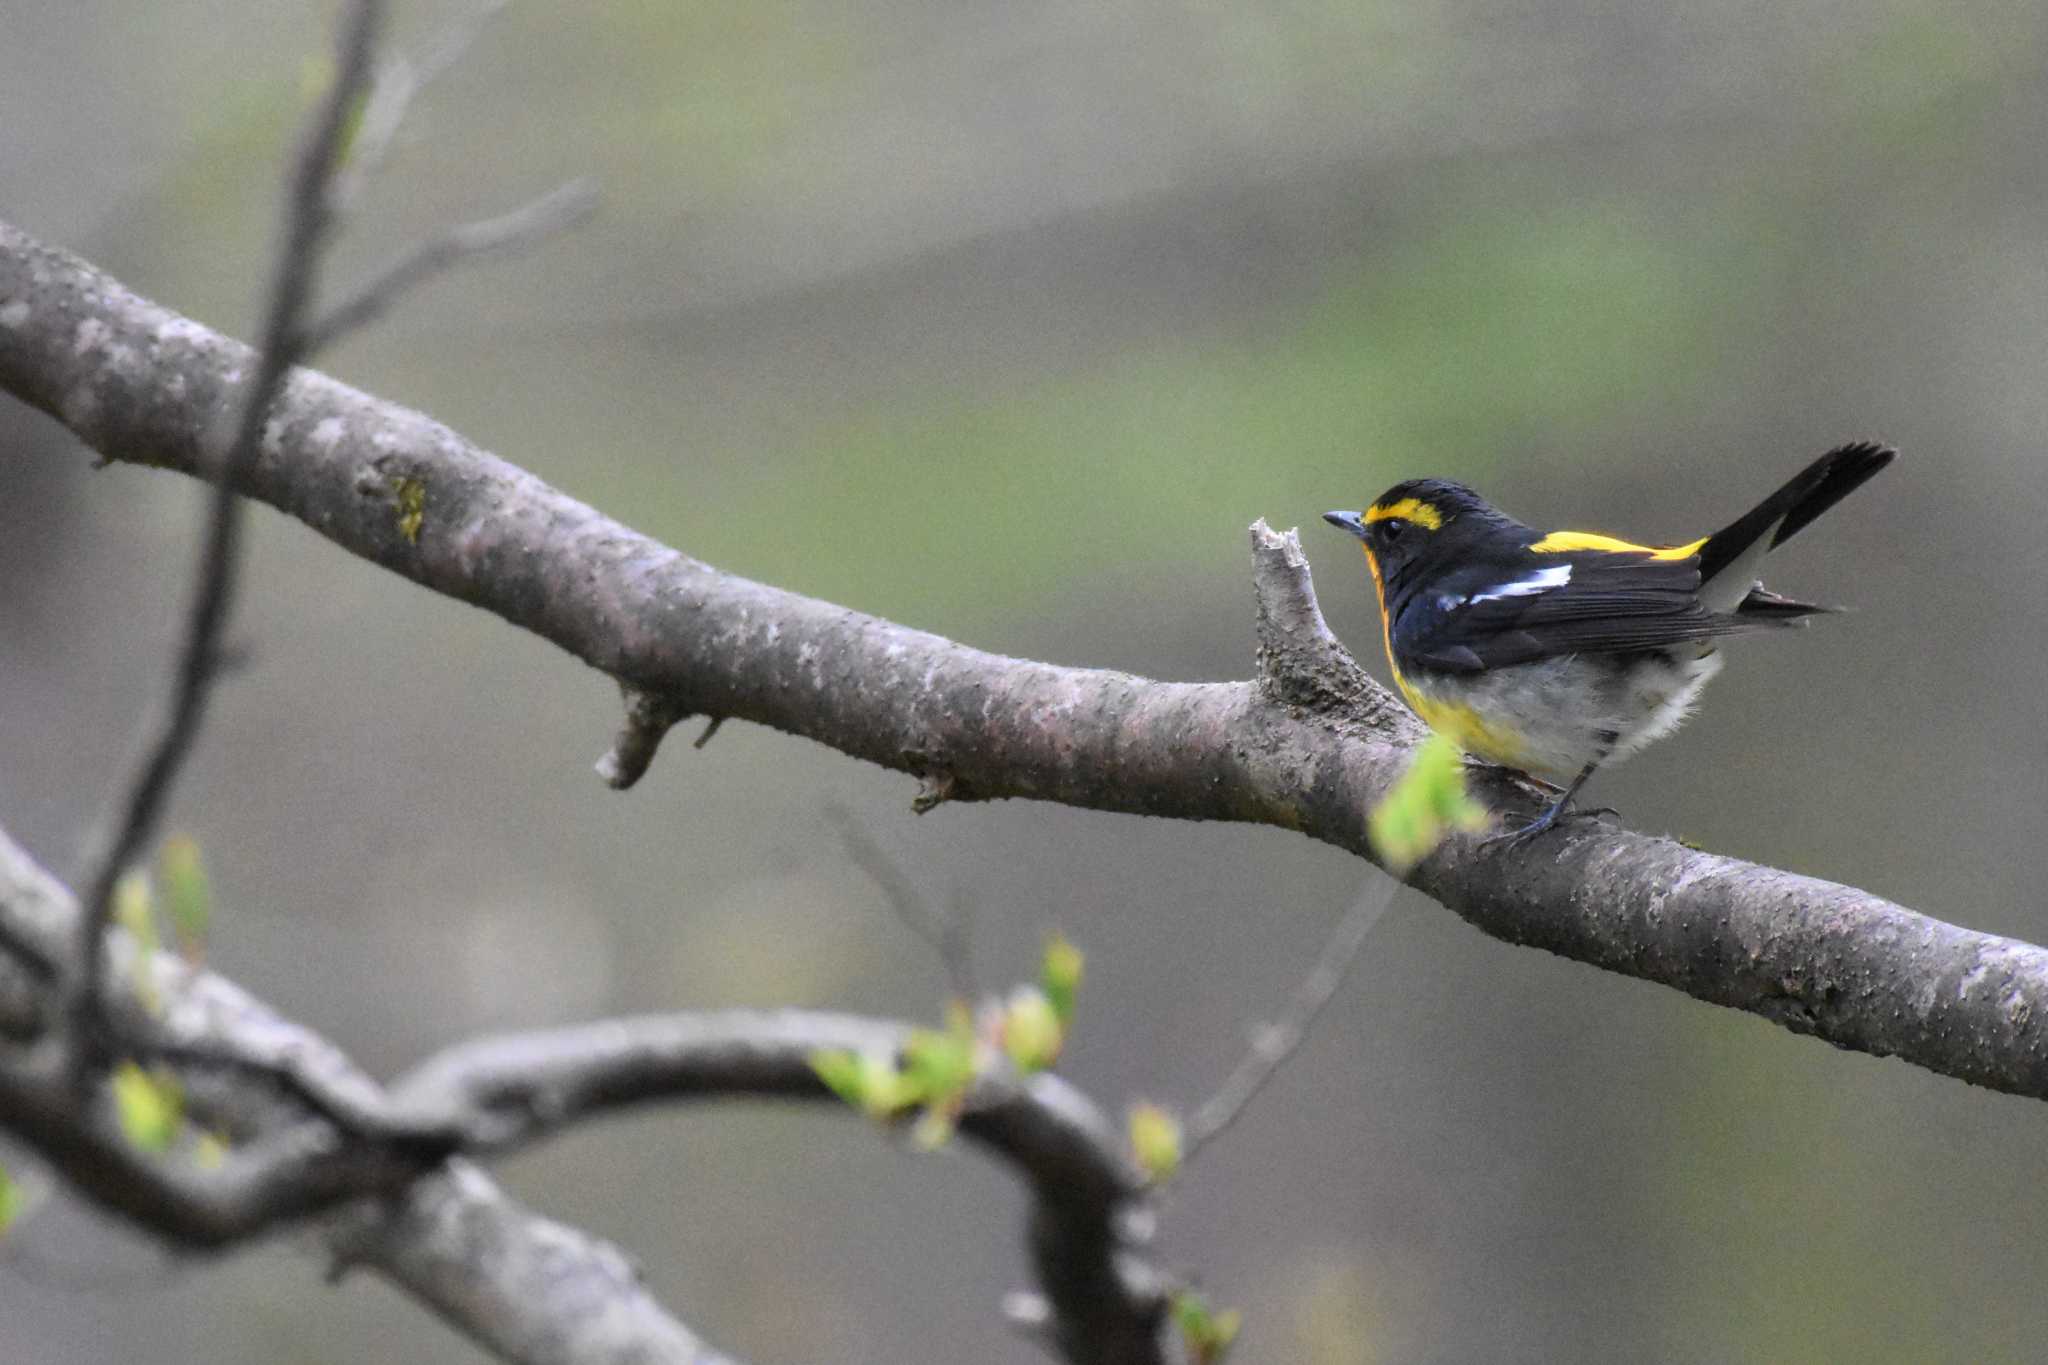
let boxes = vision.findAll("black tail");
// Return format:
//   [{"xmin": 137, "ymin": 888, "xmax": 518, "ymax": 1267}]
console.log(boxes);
[
  {"xmin": 1697, "ymin": 441, "xmax": 1897, "ymax": 586},
  {"xmin": 1732, "ymin": 583, "xmax": 1832, "ymax": 625}
]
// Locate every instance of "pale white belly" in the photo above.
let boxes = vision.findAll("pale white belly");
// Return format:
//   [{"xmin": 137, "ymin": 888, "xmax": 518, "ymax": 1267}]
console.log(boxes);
[{"xmin": 1401, "ymin": 650, "xmax": 1723, "ymax": 783}]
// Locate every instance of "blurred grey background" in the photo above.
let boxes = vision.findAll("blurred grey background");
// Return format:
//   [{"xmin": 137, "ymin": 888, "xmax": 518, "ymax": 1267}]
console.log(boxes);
[{"xmin": 4, "ymin": 1, "xmax": 2047, "ymax": 1361}]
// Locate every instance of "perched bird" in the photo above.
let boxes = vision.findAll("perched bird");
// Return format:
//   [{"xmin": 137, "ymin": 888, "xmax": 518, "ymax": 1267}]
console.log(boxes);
[{"xmin": 1323, "ymin": 442, "xmax": 1896, "ymax": 843}]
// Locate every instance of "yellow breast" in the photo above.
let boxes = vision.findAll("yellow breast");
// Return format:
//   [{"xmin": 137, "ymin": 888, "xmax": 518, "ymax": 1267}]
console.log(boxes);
[
  {"xmin": 1360, "ymin": 543, "xmax": 1531, "ymax": 769},
  {"xmin": 1395, "ymin": 675, "xmax": 1532, "ymax": 769}
]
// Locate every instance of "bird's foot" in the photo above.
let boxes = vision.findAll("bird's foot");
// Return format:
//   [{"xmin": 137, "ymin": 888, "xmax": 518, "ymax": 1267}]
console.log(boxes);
[{"xmin": 1479, "ymin": 794, "xmax": 1608, "ymax": 848}]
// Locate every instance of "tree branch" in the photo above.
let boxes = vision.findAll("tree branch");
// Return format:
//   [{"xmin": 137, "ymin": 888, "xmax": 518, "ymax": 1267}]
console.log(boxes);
[
  {"xmin": 328, "ymin": 0, "xmax": 512, "ymax": 215},
  {"xmin": 330, "ymin": 1161, "xmax": 742, "ymax": 1365},
  {"xmin": 595, "ymin": 685, "xmax": 691, "ymax": 790},
  {"xmin": 3, "ymin": 217, "xmax": 2046, "ymax": 1102},
  {"xmin": 65, "ymin": 0, "xmax": 383, "ymax": 1071},
  {"xmin": 0, "ymin": 827, "xmax": 714, "ymax": 1362},
  {"xmin": 0, "ymin": 824, "xmax": 1175, "ymax": 1363},
  {"xmin": 1183, "ymin": 876, "xmax": 1395, "ymax": 1166},
  {"xmin": 305, "ymin": 178, "xmax": 599, "ymax": 352},
  {"xmin": 825, "ymin": 806, "xmax": 979, "ymax": 1002}
]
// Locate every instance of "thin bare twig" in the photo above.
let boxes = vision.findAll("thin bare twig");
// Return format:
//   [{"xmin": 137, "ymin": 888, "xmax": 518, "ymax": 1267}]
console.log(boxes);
[
  {"xmin": 67, "ymin": 0, "xmax": 385, "ymax": 1066},
  {"xmin": 1182, "ymin": 875, "xmax": 1396, "ymax": 1164},
  {"xmin": 68, "ymin": 2, "xmax": 596, "ymax": 1058},
  {"xmin": 824, "ymin": 805, "xmax": 978, "ymax": 1002},
  {"xmin": 305, "ymin": 179, "xmax": 598, "ymax": 351},
  {"xmin": 329, "ymin": 0, "xmax": 513, "ymax": 214}
]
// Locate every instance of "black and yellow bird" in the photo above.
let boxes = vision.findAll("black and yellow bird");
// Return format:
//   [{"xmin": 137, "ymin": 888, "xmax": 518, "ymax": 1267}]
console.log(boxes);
[{"xmin": 1323, "ymin": 442, "xmax": 1896, "ymax": 843}]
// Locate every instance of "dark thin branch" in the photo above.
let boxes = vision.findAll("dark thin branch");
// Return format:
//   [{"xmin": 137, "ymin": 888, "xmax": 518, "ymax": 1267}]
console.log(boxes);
[
  {"xmin": 305, "ymin": 179, "xmax": 599, "ymax": 351},
  {"xmin": 66, "ymin": 0, "xmax": 383, "ymax": 1065},
  {"xmin": 4, "ymin": 225, "xmax": 2047, "ymax": 1102},
  {"xmin": 824, "ymin": 805, "xmax": 978, "ymax": 1002},
  {"xmin": 1183, "ymin": 876, "xmax": 1395, "ymax": 1164}
]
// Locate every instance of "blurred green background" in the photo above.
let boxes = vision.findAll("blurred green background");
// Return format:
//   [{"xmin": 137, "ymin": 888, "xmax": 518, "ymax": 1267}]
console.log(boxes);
[{"xmin": 4, "ymin": 2, "xmax": 2047, "ymax": 1361}]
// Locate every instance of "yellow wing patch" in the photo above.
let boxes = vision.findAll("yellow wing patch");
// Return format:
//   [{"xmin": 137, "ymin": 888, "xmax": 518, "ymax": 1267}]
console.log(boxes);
[
  {"xmin": 1365, "ymin": 498, "xmax": 1443, "ymax": 530},
  {"xmin": 1528, "ymin": 530, "xmax": 1705, "ymax": 560}
]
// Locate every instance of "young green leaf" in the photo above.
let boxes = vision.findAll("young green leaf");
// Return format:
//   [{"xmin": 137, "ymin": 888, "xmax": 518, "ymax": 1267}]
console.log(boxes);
[
  {"xmin": 111, "ymin": 1062, "xmax": 185, "ymax": 1153},
  {"xmin": 1128, "ymin": 1101, "xmax": 1184, "ymax": 1184},
  {"xmin": 0, "ymin": 1163, "xmax": 25, "ymax": 1236},
  {"xmin": 193, "ymin": 1131, "xmax": 232, "ymax": 1170},
  {"xmin": 1367, "ymin": 734, "xmax": 1490, "ymax": 873},
  {"xmin": 1000, "ymin": 985, "xmax": 1065, "ymax": 1073},
  {"xmin": 811, "ymin": 1049, "xmax": 905, "ymax": 1119},
  {"xmin": 908, "ymin": 1104, "xmax": 957, "ymax": 1151},
  {"xmin": 1040, "ymin": 932, "xmax": 1084, "ymax": 1025},
  {"xmin": 158, "ymin": 836, "xmax": 212, "ymax": 961},
  {"xmin": 1171, "ymin": 1289, "xmax": 1243, "ymax": 1364},
  {"xmin": 112, "ymin": 871, "xmax": 160, "ymax": 1015},
  {"xmin": 811, "ymin": 1048, "xmax": 870, "ymax": 1108},
  {"xmin": 901, "ymin": 1025, "xmax": 977, "ymax": 1105}
]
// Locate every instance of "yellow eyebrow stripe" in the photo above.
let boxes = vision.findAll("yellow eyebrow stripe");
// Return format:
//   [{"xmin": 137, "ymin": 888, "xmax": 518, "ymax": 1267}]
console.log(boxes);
[
  {"xmin": 1365, "ymin": 498, "xmax": 1443, "ymax": 530},
  {"xmin": 1528, "ymin": 530, "xmax": 1706, "ymax": 560}
]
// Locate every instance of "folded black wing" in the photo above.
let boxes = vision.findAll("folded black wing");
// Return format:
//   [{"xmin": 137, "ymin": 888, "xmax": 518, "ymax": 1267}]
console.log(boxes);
[{"xmin": 1393, "ymin": 552, "xmax": 1747, "ymax": 673}]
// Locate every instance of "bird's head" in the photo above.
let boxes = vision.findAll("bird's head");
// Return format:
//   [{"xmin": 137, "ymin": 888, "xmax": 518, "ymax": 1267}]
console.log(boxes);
[{"xmin": 1323, "ymin": 478, "xmax": 1502, "ymax": 591}]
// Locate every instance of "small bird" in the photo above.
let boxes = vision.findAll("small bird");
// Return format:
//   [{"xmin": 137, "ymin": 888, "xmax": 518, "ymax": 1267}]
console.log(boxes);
[{"xmin": 1323, "ymin": 442, "xmax": 1896, "ymax": 843}]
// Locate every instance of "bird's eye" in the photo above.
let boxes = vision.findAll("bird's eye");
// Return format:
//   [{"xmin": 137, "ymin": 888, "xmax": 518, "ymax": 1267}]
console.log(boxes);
[{"xmin": 1378, "ymin": 518, "xmax": 1406, "ymax": 544}]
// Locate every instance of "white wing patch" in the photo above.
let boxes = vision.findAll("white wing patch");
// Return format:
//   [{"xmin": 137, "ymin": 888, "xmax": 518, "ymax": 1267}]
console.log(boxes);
[{"xmin": 1462, "ymin": 563, "xmax": 1572, "ymax": 605}]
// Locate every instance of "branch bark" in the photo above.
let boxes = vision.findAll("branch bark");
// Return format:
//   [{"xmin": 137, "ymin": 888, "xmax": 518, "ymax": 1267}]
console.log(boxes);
[
  {"xmin": 4, "ymin": 215, "xmax": 2046, "ymax": 1107},
  {"xmin": 332, "ymin": 1161, "xmax": 743, "ymax": 1365}
]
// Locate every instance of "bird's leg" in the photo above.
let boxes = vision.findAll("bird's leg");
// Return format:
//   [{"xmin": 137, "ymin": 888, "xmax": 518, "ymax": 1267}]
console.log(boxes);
[
  {"xmin": 1467, "ymin": 758, "xmax": 1563, "ymax": 796},
  {"xmin": 1483, "ymin": 759, "xmax": 1600, "ymax": 847},
  {"xmin": 1484, "ymin": 764, "xmax": 1595, "ymax": 845}
]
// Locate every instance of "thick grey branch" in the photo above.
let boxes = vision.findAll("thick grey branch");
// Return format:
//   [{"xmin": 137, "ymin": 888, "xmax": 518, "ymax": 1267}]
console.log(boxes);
[
  {"xmin": 4, "ymin": 218, "xmax": 2047, "ymax": 1101},
  {"xmin": 332, "ymin": 1161, "xmax": 741, "ymax": 1365}
]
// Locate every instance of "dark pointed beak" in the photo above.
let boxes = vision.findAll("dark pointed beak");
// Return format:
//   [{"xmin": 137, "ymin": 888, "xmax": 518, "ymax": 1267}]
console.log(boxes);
[{"xmin": 1323, "ymin": 510, "xmax": 1368, "ymax": 541}]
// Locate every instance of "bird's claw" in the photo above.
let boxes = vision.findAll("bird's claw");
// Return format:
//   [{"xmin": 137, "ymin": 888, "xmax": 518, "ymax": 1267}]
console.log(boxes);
[{"xmin": 1479, "ymin": 799, "xmax": 1610, "ymax": 848}]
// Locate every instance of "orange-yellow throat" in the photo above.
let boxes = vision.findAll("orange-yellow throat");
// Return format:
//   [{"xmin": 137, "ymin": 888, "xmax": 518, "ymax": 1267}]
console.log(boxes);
[{"xmin": 1360, "ymin": 543, "xmax": 1531, "ymax": 769}]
